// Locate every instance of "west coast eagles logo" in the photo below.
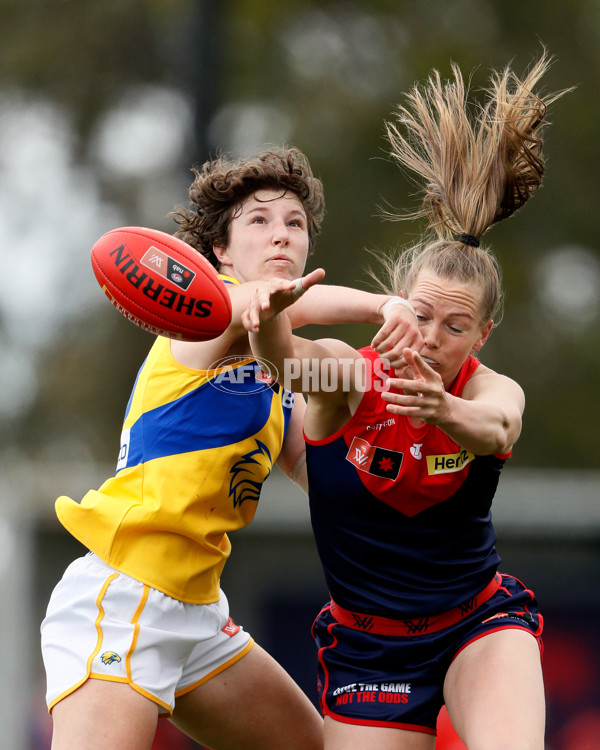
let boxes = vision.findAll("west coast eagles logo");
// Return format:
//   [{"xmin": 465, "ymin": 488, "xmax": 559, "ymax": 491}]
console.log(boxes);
[
  {"xmin": 100, "ymin": 651, "xmax": 122, "ymax": 666},
  {"xmin": 229, "ymin": 439, "xmax": 273, "ymax": 508}
]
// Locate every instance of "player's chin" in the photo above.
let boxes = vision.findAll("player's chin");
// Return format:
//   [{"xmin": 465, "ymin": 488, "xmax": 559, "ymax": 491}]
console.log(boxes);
[
  {"xmin": 268, "ymin": 257, "xmax": 305, "ymax": 275},
  {"xmin": 263, "ymin": 270, "xmax": 296, "ymax": 286}
]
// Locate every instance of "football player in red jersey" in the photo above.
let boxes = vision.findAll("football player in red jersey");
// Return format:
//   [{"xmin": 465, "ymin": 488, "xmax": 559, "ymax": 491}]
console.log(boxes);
[{"xmin": 243, "ymin": 51, "xmax": 570, "ymax": 750}]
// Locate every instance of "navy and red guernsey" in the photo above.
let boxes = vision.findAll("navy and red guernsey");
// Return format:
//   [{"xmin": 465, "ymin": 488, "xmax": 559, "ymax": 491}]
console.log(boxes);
[{"xmin": 305, "ymin": 347, "xmax": 508, "ymax": 620}]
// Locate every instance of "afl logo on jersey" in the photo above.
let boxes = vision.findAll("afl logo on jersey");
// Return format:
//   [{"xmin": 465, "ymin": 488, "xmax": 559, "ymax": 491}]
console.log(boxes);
[{"xmin": 346, "ymin": 437, "xmax": 402, "ymax": 480}]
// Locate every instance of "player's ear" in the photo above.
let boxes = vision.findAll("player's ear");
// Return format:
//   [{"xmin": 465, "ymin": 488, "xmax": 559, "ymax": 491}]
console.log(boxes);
[
  {"xmin": 213, "ymin": 245, "xmax": 232, "ymax": 267},
  {"xmin": 472, "ymin": 319, "xmax": 493, "ymax": 352}
]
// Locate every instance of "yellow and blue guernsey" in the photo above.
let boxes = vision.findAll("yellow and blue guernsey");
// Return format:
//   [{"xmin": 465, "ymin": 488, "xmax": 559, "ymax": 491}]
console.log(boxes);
[{"xmin": 55, "ymin": 277, "xmax": 294, "ymax": 604}]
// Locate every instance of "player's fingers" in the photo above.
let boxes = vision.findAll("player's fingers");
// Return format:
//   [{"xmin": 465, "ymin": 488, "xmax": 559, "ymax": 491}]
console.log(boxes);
[
  {"xmin": 377, "ymin": 346, "xmax": 405, "ymax": 370},
  {"xmin": 371, "ymin": 321, "xmax": 393, "ymax": 350},
  {"xmin": 241, "ymin": 308, "xmax": 256, "ymax": 333},
  {"xmin": 372, "ymin": 328, "xmax": 423, "ymax": 354},
  {"xmin": 402, "ymin": 348, "xmax": 426, "ymax": 372},
  {"xmin": 406, "ymin": 350, "xmax": 437, "ymax": 379},
  {"xmin": 302, "ymin": 267, "xmax": 326, "ymax": 290},
  {"xmin": 290, "ymin": 268, "xmax": 325, "ymax": 299},
  {"xmin": 257, "ymin": 289, "xmax": 272, "ymax": 310},
  {"xmin": 249, "ymin": 291, "xmax": 267, "ymax": 325},
  {"xmin": 385, "ymin": 376, "xmax": 416, "ymax": 393},
  {"xmin": 386, "ymin": 355, "xmax": 406, "ymax": 370}
]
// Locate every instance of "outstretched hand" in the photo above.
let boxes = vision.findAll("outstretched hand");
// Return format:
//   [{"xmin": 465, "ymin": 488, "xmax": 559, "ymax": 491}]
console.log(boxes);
[
  {"xmin": 381, "ymin": 348, "xmax": 450, "ymax": 425},
  {"xmin": 371, "ymin": 304, "xmax": 424, "ymax": 369},
  {"xmin": 241, "ymin": 268, "xmax": 325, "ymax": 333}
]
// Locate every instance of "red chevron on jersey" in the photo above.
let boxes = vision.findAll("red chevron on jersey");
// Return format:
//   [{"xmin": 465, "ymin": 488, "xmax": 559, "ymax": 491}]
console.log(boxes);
[
  {"xmin": 346, "ymin": 437, "xmax": 403, "ymax": 480},
  {"xmin": 332, "ymin": 348, "xmax": 483, "ymax": 517},
  {"xmin": 305, "ymin": 347, "xmax": 509, "ymax": 615}
]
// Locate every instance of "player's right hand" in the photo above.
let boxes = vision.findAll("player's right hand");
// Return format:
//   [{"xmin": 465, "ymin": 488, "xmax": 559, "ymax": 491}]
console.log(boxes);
[{"xmin": 241, "ymin": 268, "xmax": 325, "ymax": 333}]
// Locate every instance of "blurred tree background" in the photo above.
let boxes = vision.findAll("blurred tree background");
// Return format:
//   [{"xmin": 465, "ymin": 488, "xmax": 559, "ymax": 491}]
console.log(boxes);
[
  {"xmin": 1, "ymin": 3, "xmax": 599, "ymax": 749},
  {"xmin": 0, "ymin": 0, "xmax": 598, "ymax": 465}
]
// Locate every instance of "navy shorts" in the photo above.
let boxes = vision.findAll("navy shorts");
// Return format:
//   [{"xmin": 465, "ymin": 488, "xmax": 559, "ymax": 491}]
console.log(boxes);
[{"xmin": 312, "ymin": 573, "xmax": 543, "ymax": 734}]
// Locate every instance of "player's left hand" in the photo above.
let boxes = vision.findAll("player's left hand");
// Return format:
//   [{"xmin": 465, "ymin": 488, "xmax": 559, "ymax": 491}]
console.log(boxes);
[
  {"xmin": 371, "ymin": 305, "xmax": 424, "ymax": 369},
  {"xmin": 381, "ymin": 348, "xmax": 450, "ymax": 425}
]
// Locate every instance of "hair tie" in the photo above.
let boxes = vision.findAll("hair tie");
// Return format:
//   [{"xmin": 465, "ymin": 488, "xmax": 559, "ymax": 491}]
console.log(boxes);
[{"xmin": 458, "ymin": 233, "xmax": 480, "ymax": 248}]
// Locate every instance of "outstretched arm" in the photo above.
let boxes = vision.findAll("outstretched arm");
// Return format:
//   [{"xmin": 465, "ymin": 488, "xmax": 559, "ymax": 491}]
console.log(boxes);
[
  {"xmin": 242, "ymin": 273, "xmax": 366, "ymax": 439},
  {"xmin": 382, "ymin": 348, "xmax": 525, "ymax": 455},
  {"xmin": 242, "ymin": 271, "xmax": 354, "ymax": 394},
  {"xmin": 173, "ymin": 269, "xmax": 423, "ymax": 370},
  {"xmin": 245, "ymin": 270, "xmax": 424, "ymax": 367},
  {"xmin": 220, "ymin": 270, "xmax": 423, "ymax": 338}
]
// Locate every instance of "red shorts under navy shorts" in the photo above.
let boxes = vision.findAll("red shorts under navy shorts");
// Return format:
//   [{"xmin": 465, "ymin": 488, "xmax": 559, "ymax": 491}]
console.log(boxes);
[{"xmin": 311, "ymin": 572, "xmax": 543, "ymax": 735}]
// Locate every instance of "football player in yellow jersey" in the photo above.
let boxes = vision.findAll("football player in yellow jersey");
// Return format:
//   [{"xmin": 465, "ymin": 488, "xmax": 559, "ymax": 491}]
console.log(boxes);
[{"xmin": 42, "ymin": 148, "xmax": 423, "ymax": 750}]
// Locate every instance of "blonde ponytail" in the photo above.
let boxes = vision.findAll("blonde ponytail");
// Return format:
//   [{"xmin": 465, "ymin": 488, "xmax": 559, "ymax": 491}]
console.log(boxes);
[{"xmin": 379, "ymin": 48, "xmax": 572, "ymax": 322}]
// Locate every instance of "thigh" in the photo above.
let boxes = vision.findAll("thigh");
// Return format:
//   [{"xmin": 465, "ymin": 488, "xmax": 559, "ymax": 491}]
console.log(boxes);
[
  {"xmin": 443, "ymin": 629, "xmax": 545, "ymax": 749},
  {"xmin": 171, "ymin": 642, "xmax": 324, "ymax": 750},
  {"xmin": 324, "ymin": 716, "xmax": 434, "ymax": 750},
  {"xmin": 50, "ymin": 680, "xmax": 159, "ymax": 750}
]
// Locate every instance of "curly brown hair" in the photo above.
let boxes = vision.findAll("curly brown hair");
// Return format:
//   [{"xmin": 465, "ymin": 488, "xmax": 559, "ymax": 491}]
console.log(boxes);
[{"xmin": 170, "ymin": 147, "xmax": 326, "ymax": 269}]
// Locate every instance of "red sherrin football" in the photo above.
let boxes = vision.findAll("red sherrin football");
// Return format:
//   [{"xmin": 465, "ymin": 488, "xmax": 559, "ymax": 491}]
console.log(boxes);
[{"xmin": 91, "ymin": 226, "xmax": 232, "ymax": 341}]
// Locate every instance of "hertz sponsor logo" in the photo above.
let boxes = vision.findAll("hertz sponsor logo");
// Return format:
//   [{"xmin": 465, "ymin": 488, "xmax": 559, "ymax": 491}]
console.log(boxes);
[{"xmin": 426, "ymin": 449, "xmax": 474, "ymax": 475}]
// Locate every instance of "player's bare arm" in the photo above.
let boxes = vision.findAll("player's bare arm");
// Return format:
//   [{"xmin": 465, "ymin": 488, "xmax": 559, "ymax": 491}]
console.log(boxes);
[
  {"xmin": 244, "ymin": 282, "xmax": 365, "ymax": 439},
  {"xmin": 276, "ymin": 395, "xmax": 309, "ymax": 493},
  {"xmin": 174, "ymin": 269, "xmax": 423, "ymax": 371},
  {"xmin": 382, "ymin": 349, "xmax": 524, "ymax": 455}
]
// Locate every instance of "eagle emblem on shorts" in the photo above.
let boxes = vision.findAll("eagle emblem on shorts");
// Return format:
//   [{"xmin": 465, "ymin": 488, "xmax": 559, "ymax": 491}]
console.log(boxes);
[{"xmin": 100, "ymin": 651, "xmax": 122, "ymax": 665}]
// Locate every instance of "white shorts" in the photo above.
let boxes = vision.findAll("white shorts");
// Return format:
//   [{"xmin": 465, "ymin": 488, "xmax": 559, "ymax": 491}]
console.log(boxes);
[{"xmin": 40, "ymin": 553, "xmax": 253, "ymax": 714}]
